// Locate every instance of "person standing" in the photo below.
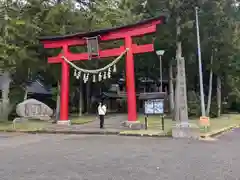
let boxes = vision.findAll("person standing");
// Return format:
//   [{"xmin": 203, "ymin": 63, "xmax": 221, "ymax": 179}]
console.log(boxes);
[{"xmin": 98, "ymin": 102, "xmax": 107, "ymax": 129}]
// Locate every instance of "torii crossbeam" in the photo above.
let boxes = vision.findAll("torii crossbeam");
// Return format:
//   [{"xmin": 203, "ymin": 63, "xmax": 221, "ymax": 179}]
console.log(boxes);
[{"xmin": 40, "ymin": 16, "xmax": 166, "ymax": 125}]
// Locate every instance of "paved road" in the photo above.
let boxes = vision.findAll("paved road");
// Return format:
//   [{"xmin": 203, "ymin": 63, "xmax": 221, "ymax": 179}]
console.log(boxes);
[{"xmin": 0, "ymin": 132, "xmax": 239, "ymax": 180}]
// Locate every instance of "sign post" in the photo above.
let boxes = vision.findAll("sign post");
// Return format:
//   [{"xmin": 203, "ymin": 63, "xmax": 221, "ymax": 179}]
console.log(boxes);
[
  {"xmin": 156, "ymin": 50, "xmax": 165, "ymax": 92},
  {"xmin": 199, "ymin": 116, "xmax": 210, "ymax": 133},
  {"xmin": 144, "ymin": 99, "xmax": 165, "ymax": 130}
]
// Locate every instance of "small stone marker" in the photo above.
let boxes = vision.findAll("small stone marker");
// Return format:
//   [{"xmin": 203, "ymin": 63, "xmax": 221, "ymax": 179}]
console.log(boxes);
[
  {"xmin": 172, "ymin": 123, "xmax": 200, "ymax": 139},
  {"xmin": 15, "ymin": 98, "xmax": 53, "ymax": 121},
  {"xmin": 121, "ymin": 121, "xmax": 143, "ymax": 130}
]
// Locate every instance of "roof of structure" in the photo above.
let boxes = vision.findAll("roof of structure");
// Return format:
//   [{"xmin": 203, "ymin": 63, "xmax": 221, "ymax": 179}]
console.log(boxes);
[
  {"xmin": 0, "ymin": 75, "xmax": 51, "ymax": 94},
  {"xmin": 39, "ymin": 15, "xmax": 167, "ymax": 41},
  {"xmin": 26, "ymin": 80, "xmax": 52, "ymax": 95}
]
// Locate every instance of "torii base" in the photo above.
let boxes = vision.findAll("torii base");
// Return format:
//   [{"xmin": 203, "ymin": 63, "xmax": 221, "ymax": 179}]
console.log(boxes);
[
  {"xmin": 172, "ymin": 122, "xmax": 200, "ymax": 139},
  {"xmin": 121, "ymin": 121, "xmax": 143, "ymax": 130},
  {"xmin": 57, "ymin": 120, "xmax": 71, "ymax": 126}
]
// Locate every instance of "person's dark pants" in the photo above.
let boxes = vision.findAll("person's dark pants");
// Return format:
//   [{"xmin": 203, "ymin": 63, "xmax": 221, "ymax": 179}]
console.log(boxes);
[{"xmin": 99, "ymin": 115, "xmax": 104, "ymax": 128}]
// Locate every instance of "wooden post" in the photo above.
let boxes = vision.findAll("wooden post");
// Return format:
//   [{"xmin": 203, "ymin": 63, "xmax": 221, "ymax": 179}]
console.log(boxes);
[
  {"xmin": 59, "ymin": 46, "xmax": 70, "ymax": 124},
  {"xmin": 125, "ymin": 36, "xmax": 137, "ymax": 121}
]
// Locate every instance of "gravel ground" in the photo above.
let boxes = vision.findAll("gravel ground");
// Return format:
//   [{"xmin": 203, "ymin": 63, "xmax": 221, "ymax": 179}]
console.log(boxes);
[{"xmin": 0, "ymin": 131, "xmax": 239, "ymax": 180}]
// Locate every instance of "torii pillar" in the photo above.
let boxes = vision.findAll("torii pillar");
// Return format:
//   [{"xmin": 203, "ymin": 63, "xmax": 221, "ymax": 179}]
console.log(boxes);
[{"xmin": 40, "ymin": 16, "xmax": 166, "ymax": 125}]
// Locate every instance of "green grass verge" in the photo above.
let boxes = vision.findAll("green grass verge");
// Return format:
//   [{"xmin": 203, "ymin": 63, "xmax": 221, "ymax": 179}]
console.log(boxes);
[
  {"xmin": 119, "ymin": 129, "xmax": 167, "ymax": 136},
  {"xmin": 0, "ymin": 115, "xmax": 95, "ymax": 131},
  {"xmin": 0, "ymin": 114, "xmax": 239, "ymax": 135},
  {"xmin": 121, "ymin": 114, "xmax": 240, "ymax": 135},
  {"xmin": 70, "ymin": 115, "xmax": 95, "ymax": 125},
  {"xmin": 203, "ymin": 114, "xmax": 240, "ymax": 131},
  {"xmin": 138, "ymin": 115, "xmax": 173, "ymax": 133},
  {"xmin": 0, "ymin": 120, "xmax": 49, "ymax": 131}
]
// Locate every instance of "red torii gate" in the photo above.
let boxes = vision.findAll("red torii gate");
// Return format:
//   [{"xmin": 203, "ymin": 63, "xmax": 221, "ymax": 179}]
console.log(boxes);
[{"xmin": 40, "ymin": 16, "xmax": 166, "ymax": 125}]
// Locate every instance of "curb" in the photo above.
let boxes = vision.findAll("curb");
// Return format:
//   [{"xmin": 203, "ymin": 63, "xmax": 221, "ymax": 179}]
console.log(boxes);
[
  {"xmin": 200, "ymin": 124, "xmax": 239, "ymax": 138},
  {"xmin": 119, "ymin": 134, "xmax": 171, "ymax": 137},
  {"xmin": 1, "ymin": 125, "xmax": 238, "ymax": 138},
  {"xmin": 0, "ymin": 129, "xmax": 171, "ymax": 137},
  {"xmin": 119, "ymin": 132, "xmax": 171, "ymax": 138},
  {"xmin": 0, "ymin": 129, "xmax": 119, "ymax": 135},
  {"xmin": 26, "ymin": 130, "xmax": 120, "ymax": 135}
]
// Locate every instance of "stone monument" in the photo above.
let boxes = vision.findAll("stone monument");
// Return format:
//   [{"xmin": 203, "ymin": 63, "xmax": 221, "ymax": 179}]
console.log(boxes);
[{"xmin": 15, "ymin": 99, "xmax": 53, "ymax": 121}]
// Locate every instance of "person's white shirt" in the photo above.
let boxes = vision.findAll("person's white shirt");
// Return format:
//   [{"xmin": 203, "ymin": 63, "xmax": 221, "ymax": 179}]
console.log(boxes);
[{"xmin": 98, "ymin": 103, "xmax": 107, "ymax": 115}]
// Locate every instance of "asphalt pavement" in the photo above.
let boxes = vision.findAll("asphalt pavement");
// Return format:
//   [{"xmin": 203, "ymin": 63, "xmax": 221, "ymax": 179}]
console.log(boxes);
[{"xmin": 0, "ymin": 131, "xmax": 239, "ymax": 180}]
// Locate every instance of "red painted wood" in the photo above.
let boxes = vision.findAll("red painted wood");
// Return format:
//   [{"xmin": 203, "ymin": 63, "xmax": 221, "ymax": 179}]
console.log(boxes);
[
  {"xmin": 47, "ymin": 45, "xmax": 153, "ymax": 63},
  {"xmin": 132, "ymin": 44, "xmax": 154, "ymax": 54},
  {"xmin": 40, "ymin": 17, "xmax": 164, "ymax": 123},
  {"xmin": 48, "ymin": 55, "xmax": 63, "ymax": 63},
  {"xmin": 47, "ymin": 46, "xmax": 125, "ymax": 63},
  {"xmin": 60, "ymin": 47, "xmax": 69, "ymax": 121},
  {"xmin": 42, "ymin": 39, "xmax": 85, "ymax": 48},
  {"xmin": 99, "ymin": 46, "xmax": 125, "ymax": 57},
  {"xmin": 125, "ymin": 36, "xmax": 137, "ymax": 121},
  {"xmin": 40, "ymin": 18, "xmax": 162, "ymax": 48},
  {"xmin": 100, "ymin": 20, "xmax": 160, "ymax": 41}
]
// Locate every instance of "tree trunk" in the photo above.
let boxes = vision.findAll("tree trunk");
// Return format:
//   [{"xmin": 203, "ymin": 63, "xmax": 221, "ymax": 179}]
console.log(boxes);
[
  {"xmin": 174, "ymin": 16, "xmax": 181, "ymax": 122},
  {"xmin": 217, "ymin": 75, "xmax": 221, "ymax": 117},
  {"xmin": 174, "ymin": 70, "xmax": 179, "ymax": 121},
  {"xmin": 174, "ymin": 15, "xmax": 188, "ymax": 123},
  {"xmin": 206, "ymin": 52, "xmax": 213, "ymax": 116},
  {"xmin": 78, "ymin": 80, "xmax": 83, "ymax": 116},
  {"xmin": 169, "ymin": 61, "xmax": 175, "ymax": 118},
  {"xmin": 24, "ymin": 68, "xmax": 30, "ymax": 101},
  {"xmin": 56, "ymin": 81, "xmax": 60, "ymax": 120},
  {"xmin": 1, "ymin": 72, "xmax": 10, "ymax": 120},
  {"xmin": 86, "ymin": 81, "xmax": 91, "ymax": 114}
]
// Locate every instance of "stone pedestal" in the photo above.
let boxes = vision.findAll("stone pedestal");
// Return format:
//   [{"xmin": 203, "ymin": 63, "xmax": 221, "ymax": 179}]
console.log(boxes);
[
  {"xmin": 121, "ymin": 121, "xmax": 143, "ymax": 130},
  {"xmin": 172, "ymin": 122, "xmax": 200, "ymax": 139},
  {"xmin": 57, "ymin": 120, "xmax": 71, "ymax": 126}
]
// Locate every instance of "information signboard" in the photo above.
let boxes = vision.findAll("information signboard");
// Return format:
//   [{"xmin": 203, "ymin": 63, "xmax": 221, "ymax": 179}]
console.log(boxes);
[{"xmin": 144, "ymin": 99, "xmax": 164, "ymax": 115}]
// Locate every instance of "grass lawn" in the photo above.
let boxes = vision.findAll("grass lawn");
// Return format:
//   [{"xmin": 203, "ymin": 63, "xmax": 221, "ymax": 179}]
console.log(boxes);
[
  {"xmin": 137, "ymin": 115, "xmax": 173, "ymax": 134},
  {"xmin": 137, "ymin": 114, "xmax": 240, "ymax": 134},
  {"xmin": 0, "ymin": 120, "xmax": 50, "ymax": 131},
  {"xmin": 0, "ymin": 115, "xmax": 95, "ymax": 131},
  {"xmin": 0, "ymin": 114, "xmax": 239, "ymax": 135},
  {"xmin": 70, "ymin": 115, "xmax": 95, "ymax": 125}
]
